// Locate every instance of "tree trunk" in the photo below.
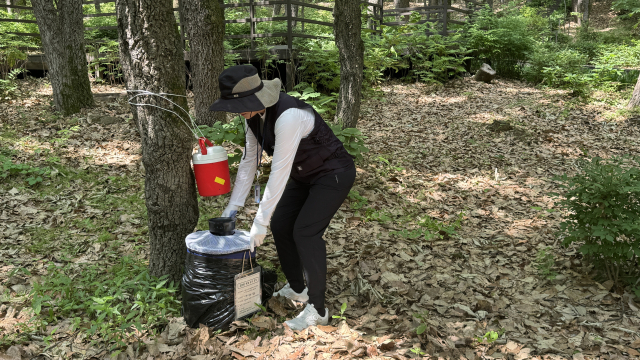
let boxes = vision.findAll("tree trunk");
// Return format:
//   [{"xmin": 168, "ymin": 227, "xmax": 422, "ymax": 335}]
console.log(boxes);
[
  {"xmin": 7, "ymin": 0, "xmax": 11, "ymax": 15},
  {"xmin": 334, "ymin": 0, "xmax": 363, "ymax": 129},
  {"xmin": 32, "ymin": 0, "xmax": 94, "ymax": 115},
  {"xmin": 94, "ymin": 0, "xmax": 101, "ymax": 13},
  {"xmin": 394, "ymin": 0, "xmax": 411, "ymax": 21},
  {"xmin": 180, "ymin": 0, "xmax": 226, "ymax": 126},
  {"xmin": 273, "ymin": 3, "xmax": 281, "ymax": 16},
  {"xmin": 291, "ymin": 4, "xmax": 298, "ymax": 28},
  {"xmin": 116, "ymin": 0, "xmax": 199, "ymax": 283},
  {"xmin": 628, "ymin": 73, "xmax": 640, "ymax": 109},
  {"xmin": 573, "ymin": 0, "xmax": 583, "ymax": 26},
  {"xmin": 583, "ymin": 0, "xmax": 590, "ymax": 26}
]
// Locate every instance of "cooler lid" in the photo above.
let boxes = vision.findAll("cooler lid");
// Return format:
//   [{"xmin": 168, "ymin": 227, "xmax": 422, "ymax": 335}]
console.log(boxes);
[
  {"xmin": 185, "ymin": 230, "xmax": 251, "ymax": 255},
  {"xmin": 193, "ymin": 146, "xmax": 228, "ymax": 165}
]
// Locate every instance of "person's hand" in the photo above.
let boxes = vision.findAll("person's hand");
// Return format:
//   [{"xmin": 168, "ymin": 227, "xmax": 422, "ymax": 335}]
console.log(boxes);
[
  {"xmin": 249, "ymin": 222, "xmax": 267, "ymax": 252},
  {"xmin": 222, "ymin": 204, "xmax": 239, "ymax": 219}
]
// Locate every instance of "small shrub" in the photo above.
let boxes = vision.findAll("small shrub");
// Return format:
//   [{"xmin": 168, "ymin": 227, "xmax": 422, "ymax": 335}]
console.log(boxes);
[
  {"xmin": 329, "ymin": 125, "xmax": 369, "ymax": 162},
  {"xmin": 288, "ymin": 84, "xmax": 337, "ymax": 116},
  {"xmin": 524, "ymin": 43, "xmax": 591, "ymax": 94},
  {"xmin": 553, "ymin": 155, "xmax": 640, "ymax": 288},
  {"xmin": 464, "ymin": 5, "xmax": 537, "ymax": 77},
  {"xmin": 297, "ymin": 40, "xmax": 341, "ymax": 93},
  {"xmin": 612, "ymin": 0, "xmax": 640, "ymax": 26},
  {"xmin": 86, "ymin": 39, "xmax": 122, "ymax": 85}
]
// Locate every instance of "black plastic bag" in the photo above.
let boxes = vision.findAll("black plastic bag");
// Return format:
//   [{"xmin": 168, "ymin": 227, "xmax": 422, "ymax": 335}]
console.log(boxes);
[{"xmin": 181, "ymin": 251, "xmax": 278, "ymax": 330}]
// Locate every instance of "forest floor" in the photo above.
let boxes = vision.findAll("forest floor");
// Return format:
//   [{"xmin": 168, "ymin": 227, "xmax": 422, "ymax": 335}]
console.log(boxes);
[{"xmin": 1, "ymin": 76, "xmax": 640, "ymax": 360}]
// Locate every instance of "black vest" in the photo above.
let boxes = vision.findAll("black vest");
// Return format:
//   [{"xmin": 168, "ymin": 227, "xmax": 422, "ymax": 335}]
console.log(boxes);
[{"xmin": 247, "ymin": 93, "xmax": 354, "ymax": 183}]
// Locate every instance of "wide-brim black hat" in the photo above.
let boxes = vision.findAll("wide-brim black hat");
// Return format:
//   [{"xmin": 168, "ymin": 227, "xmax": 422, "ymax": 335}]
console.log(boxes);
[{"xmin": 209, "ymin": 65, "xmax": 282, "ymax": 113}]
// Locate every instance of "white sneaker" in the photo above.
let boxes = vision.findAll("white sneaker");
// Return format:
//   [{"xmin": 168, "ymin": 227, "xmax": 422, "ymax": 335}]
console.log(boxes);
[
  {"xmin": 273, "ymin": 283, "xmax": 309, "ymax": 303},
  {"xmin": 285, "ymin": 303, "xmax": 329, "ymax": 331}
]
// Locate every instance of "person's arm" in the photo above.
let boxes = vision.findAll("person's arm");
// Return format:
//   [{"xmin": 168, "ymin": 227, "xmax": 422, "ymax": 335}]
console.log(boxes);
[
  {"xmin": 228, "ymin": 120, "xmax": 260, "ymax": 208},
  {"xmin": 254, "ymin": 108, "xmax": 314, "ymax": 226}
]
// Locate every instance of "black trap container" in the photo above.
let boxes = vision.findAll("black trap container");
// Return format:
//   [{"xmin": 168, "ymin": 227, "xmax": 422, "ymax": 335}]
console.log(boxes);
[{"xmin": 181, "ymin": 224, "xmax": 277, "ymax": 330}]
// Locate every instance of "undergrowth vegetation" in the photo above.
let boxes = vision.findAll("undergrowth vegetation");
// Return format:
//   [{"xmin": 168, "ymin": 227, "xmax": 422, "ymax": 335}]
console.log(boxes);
[{"xmin": 554, "ymin": 156, "xmax": 640, "ymax": 291}]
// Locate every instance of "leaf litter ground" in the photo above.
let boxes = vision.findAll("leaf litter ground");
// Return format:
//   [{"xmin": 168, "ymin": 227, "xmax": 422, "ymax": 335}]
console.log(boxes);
[{"xmin": 1, "ymin": 77, "xmax": 640, "ymax": 359}]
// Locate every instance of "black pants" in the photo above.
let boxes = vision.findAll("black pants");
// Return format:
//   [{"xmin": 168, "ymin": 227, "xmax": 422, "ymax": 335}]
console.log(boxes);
[{"xmin": 271, "ymin": 167, "xmax": 356, "ymax": 312}]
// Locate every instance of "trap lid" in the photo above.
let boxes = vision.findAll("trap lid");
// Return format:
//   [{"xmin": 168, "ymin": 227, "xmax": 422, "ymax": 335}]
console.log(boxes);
[{"xmin": 185, "ymin": 230, "xmax": 251, "ymax": 255}]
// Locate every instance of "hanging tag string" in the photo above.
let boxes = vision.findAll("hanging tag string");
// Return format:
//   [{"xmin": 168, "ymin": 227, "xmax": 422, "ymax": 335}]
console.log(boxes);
[
  {"xmin": 126, "ymin": 90, "xmax": 206, "ymax": 140},
  {"xmin": 240, "ymin": 250, "xmax": 254, "ymax": 277}
]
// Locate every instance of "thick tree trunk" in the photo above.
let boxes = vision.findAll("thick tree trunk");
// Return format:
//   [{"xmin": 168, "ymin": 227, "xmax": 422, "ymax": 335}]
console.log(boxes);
[
  {"xmin": 334, "ymin": 0, "xmax": 363, "ymax": 129},
  {"xmin": 94, "ymin": 0, "xmax": 101, "ymax": 13},
  {"xmin": 628, "ymin": 73, "xmax": 640, "ymax": 109},
  {"xmin": 273, "ymin": 3, "xmax": 281, "ymax": 16},
  {"xmin": 180, "ymin": 0, "xmax": 226, "ymax": 126},
  {"xmin": 116, "ymin": 0, "xmax": 199, "ymax": 283},
  {"xmin": 32, "ymin": 0, "xmax": 94, "ymax": 115},
  {"xmin": 394, "ymin": 0, "xmax": 411, "ymax": 21}
]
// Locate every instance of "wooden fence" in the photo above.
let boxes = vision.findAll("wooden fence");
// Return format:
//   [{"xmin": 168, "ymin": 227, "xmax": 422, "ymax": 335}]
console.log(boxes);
[{"xmin": 0, "ymin": 0, "xmax": 485, "ymax": 83}]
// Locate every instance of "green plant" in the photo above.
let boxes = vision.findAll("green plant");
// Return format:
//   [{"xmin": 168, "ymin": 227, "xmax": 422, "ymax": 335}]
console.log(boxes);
[
  {"xmin": 410, "ymin": 347, "xmax": 426, "ymax": 355},
  {"xmin": 390, "ymin": 213, "xmax": 463, "ymax": 241},
  {"xmin": 31, "ymin": 256, "xmax": 181, "ymax": 350},
  {"xmin": 332, "ymin": 302, "xmax": 347, "ymax": 321},
  {"xmin": 348, "ymin": 190, "xmax": 369, "ymax": 210},
  {"xmin": 1, "ymin": 154, "xmax": 51, "ymax": 186},
  {"xmin": 329, "ymin": 125, "xmax": 369, "ymax": 162},
  {"xmin": 86, "ymin": 39, "xmax": 122, "ymax": 84},
  {"xmin": 475, "ymin": 329, "xmax": 504, "ymax": 344},
  {"xmin": 524, "ymin": 43, "xmax": 592, "ymax": 95},
  {"xmin": 297, "ymin": 40, "xmax": 341, "ymax": 93},
  {"xmin": 464, "ymin": 5, "xmax": 538, "ymax": 77},
  {"xmin": 288, "ymin": 84, "xmax": 337, "ymax": 115},
  {"xmin": 53, "ymin": 125, "xmax": 81, "ymax": 145},
  {"xmin": 612, "ymin": 0, "xmax": 640, "ymax": 27},
  {"xmin": 414, "ymin": 310, "xmax": 430, "ymax": 335},
  {"xmin": 197, "ymin": 116, "xmax": 246, "ymax": 164},
  {"xmin": 535, "ymin": 246, "xmax": 558, "ymax": 280},
  {"xmin": 553, "ymin": 155, "xmax": 640, "ymax": 288}
]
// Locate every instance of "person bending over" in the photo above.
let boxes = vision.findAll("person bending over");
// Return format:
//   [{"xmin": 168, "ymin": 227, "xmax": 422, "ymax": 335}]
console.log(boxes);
[{"xmin": 210, "ymin": 65, "xmax": 355, "ymax": 331}]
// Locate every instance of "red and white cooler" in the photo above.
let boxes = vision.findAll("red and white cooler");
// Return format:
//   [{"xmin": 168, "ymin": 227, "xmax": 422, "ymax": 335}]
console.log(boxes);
[{"xmin": 193, "ymin": 138, "xmax": 231, "ymax": 197}]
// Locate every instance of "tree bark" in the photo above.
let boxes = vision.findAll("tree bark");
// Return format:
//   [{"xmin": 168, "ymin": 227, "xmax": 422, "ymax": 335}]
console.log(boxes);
[
  {"xmin": 273, "ymin": 3, "xmax": 281, "ymax": 16},
  {"xmin": 291, "ymin": 4, "xmax": 299, "ymax": 28},
  {"xmin": 7, "ymin": 0, "xmax": 11, "ymax": 15},
  {"xmin": 32, "ymin": 0, "xmax": 94, "ymax": 115},
  {"xmin": 116, "ymin": 0, "xmax": 199, "ymax": 283},
  {"xmin": 583, "ymin": 0, "xmax": 590, "ymax": 26},
  {"xmin": 94, "ymin": 0, "xmax": 101, "ymax": 13},
  {"xmin": 334, "ymin": 0, "xmax": 363, "ymax": 129},
  {"xmin": 180, "ymin": 0, "xmax": 226, "ymax": 126},
  {"xmin": 573, "ymin": 0, "xmax": 583, "ymax": 26},
  {"xmin": 628, "ymin": 73, "xmax": 640, "ymax": 109},
  {"xmin": 394, "ymin": 0, "xmax": 411, "ymax": 21}
]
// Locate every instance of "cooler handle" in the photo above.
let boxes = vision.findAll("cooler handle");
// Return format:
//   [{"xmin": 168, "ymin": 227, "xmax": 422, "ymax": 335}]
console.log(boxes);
[{"xmin": 198, "ymin": 137, "xmax": 213, "ymax": 155}]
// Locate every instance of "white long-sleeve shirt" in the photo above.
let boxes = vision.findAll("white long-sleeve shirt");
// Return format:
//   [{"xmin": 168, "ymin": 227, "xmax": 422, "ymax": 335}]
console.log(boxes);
[{"xmin": 228, "ymin": 107, "xmax": 315, "ymax": 226}]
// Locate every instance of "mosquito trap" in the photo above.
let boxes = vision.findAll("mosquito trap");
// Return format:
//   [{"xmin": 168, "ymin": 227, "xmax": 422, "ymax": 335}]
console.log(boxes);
[{"xmin": 181, "ymin": 218, "xmax": 277, "ymax": 330}]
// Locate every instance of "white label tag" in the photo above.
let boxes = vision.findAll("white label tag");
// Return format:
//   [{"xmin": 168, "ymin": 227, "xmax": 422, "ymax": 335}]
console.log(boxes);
[
  {"xmin": 254, "ymin": 183, "xmax": 261, "ymax": 204},
  {"xmin": 234, "ymin": 266, "xmax": 262, "ymax": 320}
]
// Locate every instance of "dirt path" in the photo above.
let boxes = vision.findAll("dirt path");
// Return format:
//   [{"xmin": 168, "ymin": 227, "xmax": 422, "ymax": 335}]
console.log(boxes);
[{"xmin": 1, "ymin": 77, "xmax": 640, "ymax": 359}]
